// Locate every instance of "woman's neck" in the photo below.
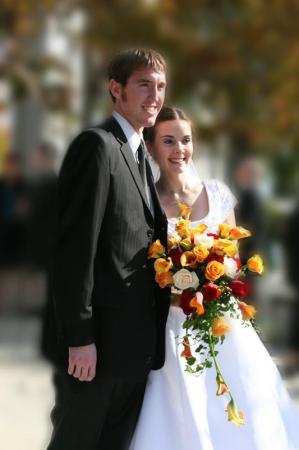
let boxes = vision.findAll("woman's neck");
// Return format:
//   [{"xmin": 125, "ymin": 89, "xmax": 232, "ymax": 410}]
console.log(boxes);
[{"xmin": 157, "ymin": 173, "xmax": 189, "ymax": 196}]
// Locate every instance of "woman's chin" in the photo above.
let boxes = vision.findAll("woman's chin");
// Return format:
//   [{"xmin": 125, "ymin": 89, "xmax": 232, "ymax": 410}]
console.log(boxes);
[{"xmin": 167, "ymin": 162, "xmax": 188, "ymax": 174}]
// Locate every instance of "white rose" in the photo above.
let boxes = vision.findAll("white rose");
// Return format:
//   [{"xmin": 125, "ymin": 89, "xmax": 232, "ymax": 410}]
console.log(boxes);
[
  {"xmin": 173, "ymin": 268, "xmax": 199, "ymax": 290},
  {"xmin": 194, "ymin": 233, "xmax": 214, "ymax": 249},
  {"xmin": 223, "ymin": 256, "xmax": 238, "ymax": 278}
]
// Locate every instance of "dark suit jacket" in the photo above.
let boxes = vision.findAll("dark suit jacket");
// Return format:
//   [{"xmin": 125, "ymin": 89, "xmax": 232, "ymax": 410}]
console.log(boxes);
[{"xmin": 46, "ymin": 117, "xmax": 169, "ymax": 380}]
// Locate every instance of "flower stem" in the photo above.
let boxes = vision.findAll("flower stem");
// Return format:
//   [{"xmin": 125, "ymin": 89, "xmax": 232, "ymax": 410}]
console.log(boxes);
[{"xmin": 208, "ymin": 329, "xmax": 233, "ymax": 401}]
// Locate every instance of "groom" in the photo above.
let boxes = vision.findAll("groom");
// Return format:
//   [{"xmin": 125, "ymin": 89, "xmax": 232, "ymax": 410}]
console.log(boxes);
[{"xmin": 46, "ymin": 48, "xmax": 169, "ymax": 450}]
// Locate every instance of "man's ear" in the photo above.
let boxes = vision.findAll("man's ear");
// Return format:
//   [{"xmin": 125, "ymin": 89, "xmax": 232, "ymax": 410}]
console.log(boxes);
[{"xmin": 109, "ymin": 79, "xmax": 122, "ymax": 100}]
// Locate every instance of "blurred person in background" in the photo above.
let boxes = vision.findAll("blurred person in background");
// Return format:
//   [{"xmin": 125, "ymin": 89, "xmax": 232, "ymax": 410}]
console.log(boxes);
[
  {"xmin": 0, "ymin": 151, "xmax": 30, "ymax": 268},
  {"xmin": 27, "ymin": 142, "xmax": 58, "ymax": 353},
  {"xmin": 233, "ymin": 155, "xmax": 266, "ymax": 262},
  {"xmin": 27, "ymin": 142, "xmax": 57, "ymax": 272},
  {"xmin": 233, "ymin": 156, "xmax": 266, "ymax": 306},
  {"xmin": 284, "ymin": 200, "xmax": 299, "ymax": 372}
]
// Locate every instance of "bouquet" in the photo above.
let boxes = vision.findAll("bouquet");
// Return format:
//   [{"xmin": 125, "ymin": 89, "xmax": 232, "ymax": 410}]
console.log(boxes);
[{"xmin": 148, "ymin": 203, "xmax": 264, "ymax": 426}]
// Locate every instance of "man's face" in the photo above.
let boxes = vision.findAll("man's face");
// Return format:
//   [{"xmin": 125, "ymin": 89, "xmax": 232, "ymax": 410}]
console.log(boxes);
[{"xmin": 110, "ymin": 66, "xmax": 166, "ymax": 135}]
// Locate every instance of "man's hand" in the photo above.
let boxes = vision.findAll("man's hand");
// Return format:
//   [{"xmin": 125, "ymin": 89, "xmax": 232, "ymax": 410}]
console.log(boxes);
[{"xmin": 68, "ymin": 343, "xmax": 97, "ymax": 382}]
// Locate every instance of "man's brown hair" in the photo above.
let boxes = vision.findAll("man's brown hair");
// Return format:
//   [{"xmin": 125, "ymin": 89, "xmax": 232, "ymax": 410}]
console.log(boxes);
[{"xmin": 108, "ymin": 48, "xmax": 167, "ymax": 101}]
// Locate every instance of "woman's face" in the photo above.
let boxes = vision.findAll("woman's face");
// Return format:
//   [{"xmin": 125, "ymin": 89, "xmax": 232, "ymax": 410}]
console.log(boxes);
[{"xmin": 149, "ymin": 119, "xmax": 193, "ymax": 175}]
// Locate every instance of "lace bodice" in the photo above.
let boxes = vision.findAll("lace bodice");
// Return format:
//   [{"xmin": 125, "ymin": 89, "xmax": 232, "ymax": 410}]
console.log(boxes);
[{"xmin": 167, "ymin": 179, "xmax": 237, "ymax": 235}]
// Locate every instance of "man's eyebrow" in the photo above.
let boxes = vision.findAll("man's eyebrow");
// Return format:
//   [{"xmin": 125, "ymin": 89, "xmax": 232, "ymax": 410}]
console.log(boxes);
[{"xmin": 136, "ymin": 78, "xmax": 166, "ymax": 84}]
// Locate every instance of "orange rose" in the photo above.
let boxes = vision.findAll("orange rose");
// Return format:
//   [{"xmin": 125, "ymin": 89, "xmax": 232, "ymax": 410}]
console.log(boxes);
[
  {"xmin": 212, "ymin": 317, "xmax": 231, "ymax": 337},
  {"xmin": 238, "ymin": 301, "xmax": 256, "ymax": 320},
  {"xmin": 155, "ymin": 271, "xmax": 173, "ymax": 288},
  {"xmin": 247, "ymin": 254, "xmax": 264, "ymax": 274},
  {"xmin": 205, "ymin": 260, "xmax": 225, "ymax": 281},
  {"xmin": 178, "ymin": 202, "xmax": 192, "ymax": 220},
  {"xmin": 218, "ymin": 223, "xmax": 232, "ymax": 238},
  {"xmin": 193, "ymin": 246, "xmax": 209, "ymax": 263},
  {"xmin": 229, "ymin": 226, "xmax": 251, "ymax": 240},
  {"xmin": 212, "ymin": 239, "xmax": 238, "ymax": 257},
  {"xmin": 154, "ymin": 257, "xmax": 173, "ymax": 273},
  {"xmin": 148, "ymin": 240, "xmax": 165, "ymax": 259},
  {"xmin": 180, "ymin": 251, "xmax": 198, "ymax": 269},
  {"xmin": 176, "ymin": 219, "xmax": 191, "ymax": 239}
]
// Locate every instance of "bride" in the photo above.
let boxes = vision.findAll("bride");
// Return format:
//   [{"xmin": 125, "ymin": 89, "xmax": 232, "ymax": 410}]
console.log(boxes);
[{"xmin": 129, "ymin": 106, "xmax": 299, "ymax": 450}]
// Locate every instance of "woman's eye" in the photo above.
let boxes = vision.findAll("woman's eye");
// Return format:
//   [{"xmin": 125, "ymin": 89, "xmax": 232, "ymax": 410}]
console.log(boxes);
[
  {"xmin": 163, "ymin": 139, "xmax": 174, "ymax": 145},
  {"xmin": 182, "ymin": 137, "xmax": 191, "ymax": 144}
]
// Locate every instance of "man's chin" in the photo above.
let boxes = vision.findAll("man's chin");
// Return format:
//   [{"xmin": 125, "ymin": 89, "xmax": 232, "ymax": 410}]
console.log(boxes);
[{"xmin": 143, "ymin": 115, "xmax": 159, "ymax": 128}]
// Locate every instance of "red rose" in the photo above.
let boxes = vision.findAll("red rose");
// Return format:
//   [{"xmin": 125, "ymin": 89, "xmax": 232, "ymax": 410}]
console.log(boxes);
[
  {"xmin": 202, "ymin": 282, "xmax": 222, "ymax": 302},
  {"xmin": 230, "ymin": 280, "xmax": 250, "ymax": 298},
  {"xmin": 207, "ymin": 233, "xmax": 219, "ymax": 239},
  {"xmin": 169, "ymin": 247, "xmax": 183, "ymax": 266},
  {"xmin": 179, "ymin": 291, "xmax": 194, "ymax": 315},
  {"xmin": 206, "ymin": 252, "xmax": 224, "ymax": 263}
]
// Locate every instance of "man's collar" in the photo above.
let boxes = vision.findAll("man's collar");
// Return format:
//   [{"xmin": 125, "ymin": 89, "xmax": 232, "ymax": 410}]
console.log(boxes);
[{"xmin": 112, "ymin": 111, "xmax": 141, "ymax": 155}]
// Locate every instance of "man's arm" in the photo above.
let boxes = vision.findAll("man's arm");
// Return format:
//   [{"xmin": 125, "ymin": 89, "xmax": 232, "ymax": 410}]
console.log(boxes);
[{"xmin": 53, "ymin": 131, "xmax": 110, "ymax": 380}]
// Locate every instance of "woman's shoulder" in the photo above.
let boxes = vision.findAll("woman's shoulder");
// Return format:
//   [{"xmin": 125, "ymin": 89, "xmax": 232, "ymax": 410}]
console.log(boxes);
[{"xmin": 202, "ymin": 178, "xmax": 232, "ymax": 196}]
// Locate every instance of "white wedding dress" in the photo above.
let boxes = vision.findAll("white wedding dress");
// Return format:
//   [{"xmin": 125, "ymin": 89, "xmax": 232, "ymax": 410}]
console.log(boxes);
[{"xmin": 129, "ymin": 179, "xmax": 299, "ymax": 450}]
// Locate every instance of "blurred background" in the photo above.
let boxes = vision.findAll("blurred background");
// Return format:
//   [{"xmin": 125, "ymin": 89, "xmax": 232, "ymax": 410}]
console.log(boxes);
[{"xmin": 0, "ymin": 0, "xmax": 299, "ymax": 448}]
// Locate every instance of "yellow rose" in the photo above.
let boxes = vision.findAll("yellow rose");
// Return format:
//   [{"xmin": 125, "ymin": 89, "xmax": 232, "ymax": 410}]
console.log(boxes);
[
  {"xmin": 238, "ymin": 301, "xmax": 256, "ymax": 320},
  {"xmin": 205, "ymin": 260, "xmax": 225, "ymax": 282},
  {"xmin": 154, "ymin": 257, "xmax": 173, "ymax": 273},
  {"xmin": 218, "ymin": 223, "xmax": 232, "ymax": 238},
  {"xmin": 247, "ymin": 254, "xmax": 264, "ymax": 274},
  {"xmin": 193, "ymin": 246, "xmax": 209, "ymax": 263},
  {"xmin": 212, "ymin": 317, "xmax": 231, "ymax": 337},
  {"xmin": 178, "ymin": 202, "xmax": 192, "ymax": 220},
  {"xmin": 148, "ymin": 240, "xmax": 165, "ymax": 259},
  {"xmin": 229, "ymin": 226, "xmax": 251, "ymax": 240},
  {"xmin": 176, "ymin": 219, "xmax": 191, "ymax": 239},
  {"xmin": 226, "ymin": 399, "xmax": 245, "ymax": 426},
  {"xmin": 180, "ymin": 251, "xmax": 198, "ymax": 269},
  {"xmin": 155, "ymin": 271, "xmax": 173, "ymax": 288},
  {"xmin": 212, "ymin": 239, "xmax": 238, "ymax": 257}
]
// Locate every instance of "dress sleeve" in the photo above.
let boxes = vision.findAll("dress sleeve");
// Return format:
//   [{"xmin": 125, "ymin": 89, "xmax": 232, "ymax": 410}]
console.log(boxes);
[{"xmin": 215, "ymin": 179, "xmax": 238, "ymax": 222}]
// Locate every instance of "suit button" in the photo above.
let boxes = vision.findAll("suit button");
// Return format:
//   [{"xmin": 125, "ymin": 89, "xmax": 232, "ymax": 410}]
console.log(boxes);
[
  {"xmin": 147, "ymin": 229, "xmax": 153, "ymax": 238},
  {"xmin": 142, "ymin": 264, "xmax": 147, "ymax": 269},
  {"xmin": 125, "ymin": 281, "xmax": 131, "ymax": 287}
]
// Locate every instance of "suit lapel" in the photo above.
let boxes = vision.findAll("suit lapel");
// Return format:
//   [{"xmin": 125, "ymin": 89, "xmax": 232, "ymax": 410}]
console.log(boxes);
[
  {"xmin": 119, "ymin": 140, "xmax": 153, "ymax": 217},
  {"xmin": 102, "ymin": 116, "xmax": 154, "ymax": 219}
]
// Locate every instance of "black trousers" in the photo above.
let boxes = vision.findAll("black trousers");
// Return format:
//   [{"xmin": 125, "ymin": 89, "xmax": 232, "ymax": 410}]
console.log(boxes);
[{"xmin": 47, "ymin": 369, "xmax": 147, "ymax": 450}]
